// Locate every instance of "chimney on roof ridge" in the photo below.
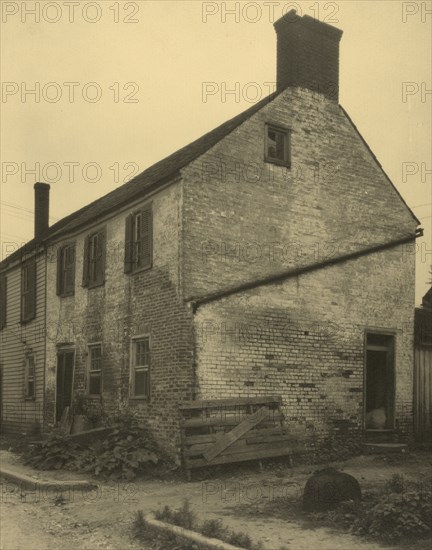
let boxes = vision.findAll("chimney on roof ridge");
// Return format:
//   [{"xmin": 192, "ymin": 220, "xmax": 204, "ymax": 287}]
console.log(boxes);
[
  {"xmin": 34, "ymin": 182, "xmax": 50, "ymax": 240},
  {"xmin": 274, "ymin": 10, "xmax": 343, "ymax": 101}
]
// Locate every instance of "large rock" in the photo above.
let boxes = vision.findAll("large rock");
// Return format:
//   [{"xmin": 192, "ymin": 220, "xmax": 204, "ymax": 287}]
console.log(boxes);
[{"xmin": 302, "ymin": 467, "xmax": 361, "ymax": 511}]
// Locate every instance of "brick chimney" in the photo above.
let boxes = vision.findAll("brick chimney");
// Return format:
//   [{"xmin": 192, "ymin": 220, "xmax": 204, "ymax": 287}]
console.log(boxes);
[
  {"xmin": 274, "ymin": 10, "xmax": 343, "ymax": 101},
  {"xmin": 34, "ymin": 182, "xmax": 50, "ymax": 240}
]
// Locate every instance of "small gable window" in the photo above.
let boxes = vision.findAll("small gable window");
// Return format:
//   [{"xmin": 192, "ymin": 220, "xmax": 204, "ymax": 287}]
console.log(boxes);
[
  {"xmin": 82, "ymin": 229, "xmax": 106, "ymax": 288},
  {"xmin": 124, "ymin": 205, "xmax": 153, "ymax": 274},
  {"xmin": 21, "ymin": 259, "xmax": 36, "ymax": 323},
  {"xmin": 56, "ymin": 243, "xmax": 76, "ymax": 297},
  {"xmin": 265, "ymin": 124, "xmax": 291, "ymax": 167}
]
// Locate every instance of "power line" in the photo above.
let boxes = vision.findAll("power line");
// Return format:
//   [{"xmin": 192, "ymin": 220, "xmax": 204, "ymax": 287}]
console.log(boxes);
[
  {"xmin": 0, "ymin": 201, "xmax": 59, "ymax": 221},
  {"xmin": 411, "ymin": 203, "xmax": 432, "ymax": 209},
  {"xmin": 1, "ymin": 201, "xmax": 34, "ymax": 214}
]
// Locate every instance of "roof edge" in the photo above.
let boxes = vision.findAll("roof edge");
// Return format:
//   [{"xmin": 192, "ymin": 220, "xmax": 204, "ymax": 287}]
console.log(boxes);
[
  {"xmin": 189, "ymin": 232, "xmax": 421, "ymax": 311},
  {"xmin": 339, "ymin": 105, "xmax": 421, "ymax": 226}
]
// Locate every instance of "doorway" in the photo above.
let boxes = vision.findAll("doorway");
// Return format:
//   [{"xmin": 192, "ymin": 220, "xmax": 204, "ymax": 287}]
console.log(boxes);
[
  {"xmin": 365, "ymin": 333, "xmax": 395, "ymax": 430},
  {"xmin": 56, "ymin": 349, "xmax": 75, "ymax": 422}
]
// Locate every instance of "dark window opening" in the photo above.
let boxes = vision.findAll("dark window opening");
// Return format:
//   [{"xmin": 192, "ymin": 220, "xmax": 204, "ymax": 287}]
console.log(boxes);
[
  {"xmin": 265, "ymin": 125, "xmax": 290, "ymax": 167},
  {"xmin": 56, "ymin": 350, "xmax": 75, "ymax": 422}
]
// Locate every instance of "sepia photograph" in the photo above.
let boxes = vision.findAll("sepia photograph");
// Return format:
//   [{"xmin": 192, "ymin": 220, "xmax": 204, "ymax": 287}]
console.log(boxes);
[{"xmin": 0, "ymin": 1, "xmax": 431, "ymax": 549}]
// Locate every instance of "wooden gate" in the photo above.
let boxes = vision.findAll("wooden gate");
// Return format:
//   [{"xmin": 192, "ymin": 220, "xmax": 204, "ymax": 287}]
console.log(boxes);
[
  {"xmin": 180, "ymin": 396, "xmax": 297, "ymax": 477},
  {"xmin": 414, "ymin": 347, "xmax": 432, "ymax": 443}
]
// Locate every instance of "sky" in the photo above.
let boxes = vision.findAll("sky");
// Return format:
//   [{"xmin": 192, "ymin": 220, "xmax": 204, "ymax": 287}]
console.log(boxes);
[{"xmin": 1, "ymin": 0, "xmax": 431, "ymax": 304}]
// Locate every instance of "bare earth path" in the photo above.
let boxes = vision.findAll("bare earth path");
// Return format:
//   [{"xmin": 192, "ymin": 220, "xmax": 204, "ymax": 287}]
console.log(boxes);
[{"xmin": 1, "ymin": 450, "xmax": 431, "ymax": 550}]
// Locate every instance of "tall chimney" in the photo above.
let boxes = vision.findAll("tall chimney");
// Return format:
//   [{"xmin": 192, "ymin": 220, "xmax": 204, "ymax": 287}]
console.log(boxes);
[
  {"xmin": 34, "ymin": 182, "xmax": 50, "ymax": 240},
  {"xmin": 274, "ymin": 10, "xmax": 343, "ymax": 101}
]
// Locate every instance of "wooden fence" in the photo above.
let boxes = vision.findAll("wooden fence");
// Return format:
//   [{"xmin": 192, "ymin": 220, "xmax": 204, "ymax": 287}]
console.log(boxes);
[
  {"xmin": 414, "ymin": 346, "xmax": 432, "ymax": 443},
  {"xmin": 179, "ymin": 395, "xmax": 297, "ymax": 478}
]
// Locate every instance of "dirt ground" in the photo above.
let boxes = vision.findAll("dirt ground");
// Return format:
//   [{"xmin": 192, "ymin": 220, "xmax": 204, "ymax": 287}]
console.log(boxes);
[{"xmin": 1, "ymin": 448, "xmax": 431, "ymax": 550}]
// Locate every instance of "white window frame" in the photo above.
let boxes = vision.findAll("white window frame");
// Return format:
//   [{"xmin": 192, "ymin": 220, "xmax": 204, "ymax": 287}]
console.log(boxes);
[
  {"xmin": 130, "ymin": 335, "xmax": 151, "ymax": 399},
  {"xmin": 25, "ymin": 353, "xmax": 36, "ymax": 400},
  {"xmin": 87, "ymin": 343, "xmax": 102, "ymax": 396}
]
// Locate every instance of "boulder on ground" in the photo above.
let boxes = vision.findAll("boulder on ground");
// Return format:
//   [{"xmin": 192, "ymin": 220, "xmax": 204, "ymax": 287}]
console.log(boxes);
[{"xmin": 302, "ymin": 467, "xmax": 361, "ymax": 511}]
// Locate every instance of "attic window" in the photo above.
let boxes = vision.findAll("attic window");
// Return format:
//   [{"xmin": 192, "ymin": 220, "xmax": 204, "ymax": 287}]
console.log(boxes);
[{"xmin": 265, "ymin": 124, "xmax": 290, "ymax": 167}]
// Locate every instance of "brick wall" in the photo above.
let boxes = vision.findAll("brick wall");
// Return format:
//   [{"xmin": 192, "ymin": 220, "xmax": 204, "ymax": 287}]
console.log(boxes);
[
  {"xmin": 181, "ymin": 86, "xmax": 418, "ymax": 441},
  {"xmin": 194, "ymin": 245, "xmax": 416, "ymax": 440},
  {"xmin": 45, "ymin": 180, "xmax": 195, "ymax": 455},
  {"xmin": 181, "ymin": 87, "xmax": 418, "ymax": 302},
  {"xmin": 274, "ymin": 13, "xmax": 343, "ymax": 100}
]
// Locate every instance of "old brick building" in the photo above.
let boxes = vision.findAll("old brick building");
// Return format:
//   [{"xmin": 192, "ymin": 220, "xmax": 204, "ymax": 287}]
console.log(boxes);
[{"xmin": 0, "ymin": 13, "xmax": 421, "ymax": 454}]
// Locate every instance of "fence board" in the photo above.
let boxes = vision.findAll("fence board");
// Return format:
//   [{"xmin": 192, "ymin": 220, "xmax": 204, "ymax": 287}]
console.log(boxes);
[
  {"xmin": 414, "ymin": 347, "xmax": 432, "ymax": 442},
  {"xmin": 180, "ymin": 395, "xmax": 292, "ymax": 476}
]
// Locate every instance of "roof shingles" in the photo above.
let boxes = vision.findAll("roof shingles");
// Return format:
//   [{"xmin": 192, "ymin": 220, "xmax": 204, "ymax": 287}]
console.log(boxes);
[{"xmin": 1, "ymin": 91, "xmax": 279, "ymax": 268}]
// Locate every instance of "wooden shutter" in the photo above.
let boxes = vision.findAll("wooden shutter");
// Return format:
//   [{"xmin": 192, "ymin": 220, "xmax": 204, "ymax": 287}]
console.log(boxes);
[
  {"xmin": 124, "ymin": 214, "xmax": 133, "ymax": 273},
  {"xmin": 56, "ymin": 246, "xmax": 62, "ymax": 295},
  {"xmin": 23, "ymin": 260, "xmax": 36, "ymax": 321},
  {"xmin": 141, "ymin": 206, "xmax": 153, "ymax": 269},
  {"xmin": 82, "ymin": 236, "xmax": 90, "ymax": 287},
  {"xmin": 0, "ymin": 274, "xmax": 6, "ymax": 329},
  {"xmin": 97, "ymin": 229, "xmax": 106, "ymax": 285},
  {"xmin": 69, "ymin": 245, "xmax": 76, "ymax": 292}
]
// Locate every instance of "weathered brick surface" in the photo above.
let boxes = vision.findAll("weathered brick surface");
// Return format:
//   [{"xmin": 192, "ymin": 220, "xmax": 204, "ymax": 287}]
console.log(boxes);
[
  {"xmin": 181, "ymin": 87, "xmax": 417, "ymax": 440},
  {"xmin": 193, "ymin": 246, "xmax": 415, "ymax": 439},
  {"xmin": 45, "ymin": 182, "xmax": 195, "ymax": 455},
  {"xmin": 181, "ymin": 88, "xmax": 417, "ymax": 301},
  {"xmin": 5, "ymin": 86, "xmax": 417, "ymax": 449},
  {"xmin": 274, "ymin": 13, "xmax": 343, "ymax": 100}
]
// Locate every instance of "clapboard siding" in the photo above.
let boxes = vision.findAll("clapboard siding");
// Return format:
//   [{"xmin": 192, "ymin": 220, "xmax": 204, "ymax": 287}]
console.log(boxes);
[
  {"xmin": 414, "ymin": 347, "xmax": 432, "ymax": 442},
  {"xmin": 0, "ymin": 252, "xmax": 46, "ymax": 432}
]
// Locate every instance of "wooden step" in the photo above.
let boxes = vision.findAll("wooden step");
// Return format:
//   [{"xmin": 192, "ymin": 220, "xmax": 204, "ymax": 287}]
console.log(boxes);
[
  {"xmin": 365, "ymin": 429, "xmax": 397, "ymax": 443},
  {"xmin": 362, "ymin": 443, "xmax": 408, "ymax": 454}
]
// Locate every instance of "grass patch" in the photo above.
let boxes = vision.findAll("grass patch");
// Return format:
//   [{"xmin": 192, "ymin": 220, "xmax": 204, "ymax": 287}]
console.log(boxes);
[
  {"xmin": 140, "ymin": 499, "xmax": 265, "ymax": 549},
  {"xmin": 231, "ymin": 473, "xmax": 432, "ymax": 546},
  {"xmin": 133, "ymin": 510, "xmax": 212, "ymax": 550}
]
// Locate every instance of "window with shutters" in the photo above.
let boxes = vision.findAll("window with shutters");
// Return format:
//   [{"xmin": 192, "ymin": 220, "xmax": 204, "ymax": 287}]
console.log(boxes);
[
  {"xmin": 0, "ymin": 274, "xmax": 6, "ymax": 330},
  {"xmin": 57, "ymin": 243, "xmax": 76, "ymax": 297},
  {"xmin": 130, "ymin": 337, "xmax": 150, "ymax": 399},
  {"xmin": 82, "ymin": 229, "xmax": 106, "ymax": 288},
  {"xmin": 265, "ymin": 124, "xmax": 291, "ymax": 167},
  {"xmin": 124, "ymin": 206, "xmax": 152, "ymax": 274},
  {"xmin": 25, "ymin": 353, "xmax": 36, "ymax": 399},
  {"xmin": 21, "ymin": 260, "xmax": 36, "ymax": 323},
  {"xmin": 88, "ymin": 343, "xmax": 102, "ymax": 396}
]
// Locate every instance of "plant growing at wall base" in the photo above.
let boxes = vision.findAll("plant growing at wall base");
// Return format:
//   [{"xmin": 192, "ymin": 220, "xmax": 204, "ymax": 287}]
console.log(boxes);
[
  {"xmin": 25, "ymin": 431, "xmax": 81, "ymax": 470},
  {"xmin": 26, "ymin": 414, "xmax": 162, "ymax": 480}
]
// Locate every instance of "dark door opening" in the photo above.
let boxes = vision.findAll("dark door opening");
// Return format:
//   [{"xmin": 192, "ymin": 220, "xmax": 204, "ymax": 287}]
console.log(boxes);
[
  {"xmin": 56, "ymin": 350, "xmax": 75, "ymax": 422},
  {"xmin": 0, "ymin": 367, "xmax": 2, "ymax": 430},
  {"xmin": 365, "ymin": 333, "xmax": 395, "ymax": 430}
]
